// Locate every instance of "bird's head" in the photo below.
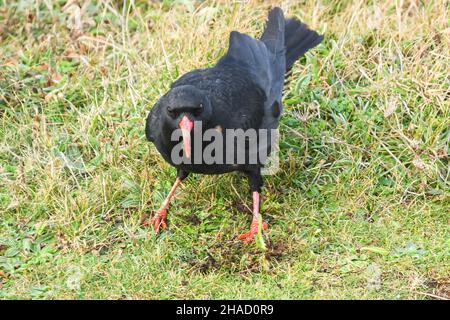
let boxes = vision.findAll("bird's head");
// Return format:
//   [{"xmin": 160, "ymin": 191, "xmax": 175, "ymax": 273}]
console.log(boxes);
[{"xmin": 158, "ymin": 85, "xmax": 212, "ymax": 158}]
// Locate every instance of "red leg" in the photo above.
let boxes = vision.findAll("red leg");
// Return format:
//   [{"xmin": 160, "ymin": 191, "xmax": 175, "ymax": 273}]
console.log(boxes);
[
  {"xmin": 238, "ymin": 191, "xmax": 268, "ymax": 242},
  {"xmin": 144, "ymin": 177, "xmax": 182, "ymax": 233}
]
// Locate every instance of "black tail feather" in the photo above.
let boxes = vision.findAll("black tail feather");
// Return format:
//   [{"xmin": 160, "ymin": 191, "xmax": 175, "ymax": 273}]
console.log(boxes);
[
  {"xmin": 260, "ymin": 7, "xmax": 285, "ymax": 54},
  {"xmin": 284, "ymin": 18, "xmax": 323, "ymax": 72}
]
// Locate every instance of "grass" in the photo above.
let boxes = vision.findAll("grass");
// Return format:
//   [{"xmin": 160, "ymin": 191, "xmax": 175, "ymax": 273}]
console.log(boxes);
[{"xmin": 0, "ymin": 0, "xmax": 449, "ymax": 299}]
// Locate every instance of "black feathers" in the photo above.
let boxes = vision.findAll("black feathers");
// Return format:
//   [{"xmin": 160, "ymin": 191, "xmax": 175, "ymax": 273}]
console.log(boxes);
[
  {"xmin": 260, "ymin": 7, "xmax": 285, "ymax": 56},
  {"xmin": 285, "ymin": 18, "xmax": 324, "ymax": 72}
]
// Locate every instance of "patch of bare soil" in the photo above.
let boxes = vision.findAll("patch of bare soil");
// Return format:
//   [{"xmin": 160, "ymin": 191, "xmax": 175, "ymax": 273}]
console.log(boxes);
[
  {"xmin": 426, "ymin": 278, "xmax": 450, "ymax": 300},
  {"xmin": 185, "ymin": 237, "xmax": 290, "ymax": 274}
]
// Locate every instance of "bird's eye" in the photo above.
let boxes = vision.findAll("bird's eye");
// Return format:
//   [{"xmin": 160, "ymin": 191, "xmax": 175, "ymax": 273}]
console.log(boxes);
[
  {"xmin": 193, "ymin": 103, "xmax": 203, "ymax": 116},
  {"xmin": 167, "ymin": 106, "xmax": 176, "ymax": 118}
]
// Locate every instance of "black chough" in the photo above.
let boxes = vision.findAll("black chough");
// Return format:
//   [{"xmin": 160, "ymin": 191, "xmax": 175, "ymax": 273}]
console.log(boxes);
[{"xmin": 145, "ymin": 7, "xmax": 323, "ymax": 241}]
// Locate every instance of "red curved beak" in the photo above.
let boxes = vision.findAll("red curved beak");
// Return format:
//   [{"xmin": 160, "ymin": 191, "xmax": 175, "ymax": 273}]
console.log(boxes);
[{"xmin": 178, "ymin": 115, "xmax": 194, "ymax": 158}]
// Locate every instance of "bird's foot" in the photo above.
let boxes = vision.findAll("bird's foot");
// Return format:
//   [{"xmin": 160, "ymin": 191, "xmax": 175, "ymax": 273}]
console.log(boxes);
[
  {"xmin": 238, "ymin": 220, "xmax": 268, "ymax": 243},
  {"xmin": 151, "ymin": 209, "xmax": 168, "ymax": 233},
  {"xmin": 141, "ymin": 208, "xmax": 168, "ymax": 233}
]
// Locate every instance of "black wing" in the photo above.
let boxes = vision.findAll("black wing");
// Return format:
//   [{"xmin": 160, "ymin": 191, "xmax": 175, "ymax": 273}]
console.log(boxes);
[{"xmin": 217, "ymin": 7, "xmax": 286, "ymax": 130}]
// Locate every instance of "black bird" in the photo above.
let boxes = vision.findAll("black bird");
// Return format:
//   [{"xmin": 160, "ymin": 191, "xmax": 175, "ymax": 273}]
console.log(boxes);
[{"xmin": 145, "ymin": 7, "xmax": 323, "ymax": 241}]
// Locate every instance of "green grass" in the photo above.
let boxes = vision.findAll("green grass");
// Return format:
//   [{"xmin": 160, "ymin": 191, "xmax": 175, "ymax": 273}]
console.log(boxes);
[{"xmin": 0, "ymin": 0, "xmax": 449, "ymax": 299}]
